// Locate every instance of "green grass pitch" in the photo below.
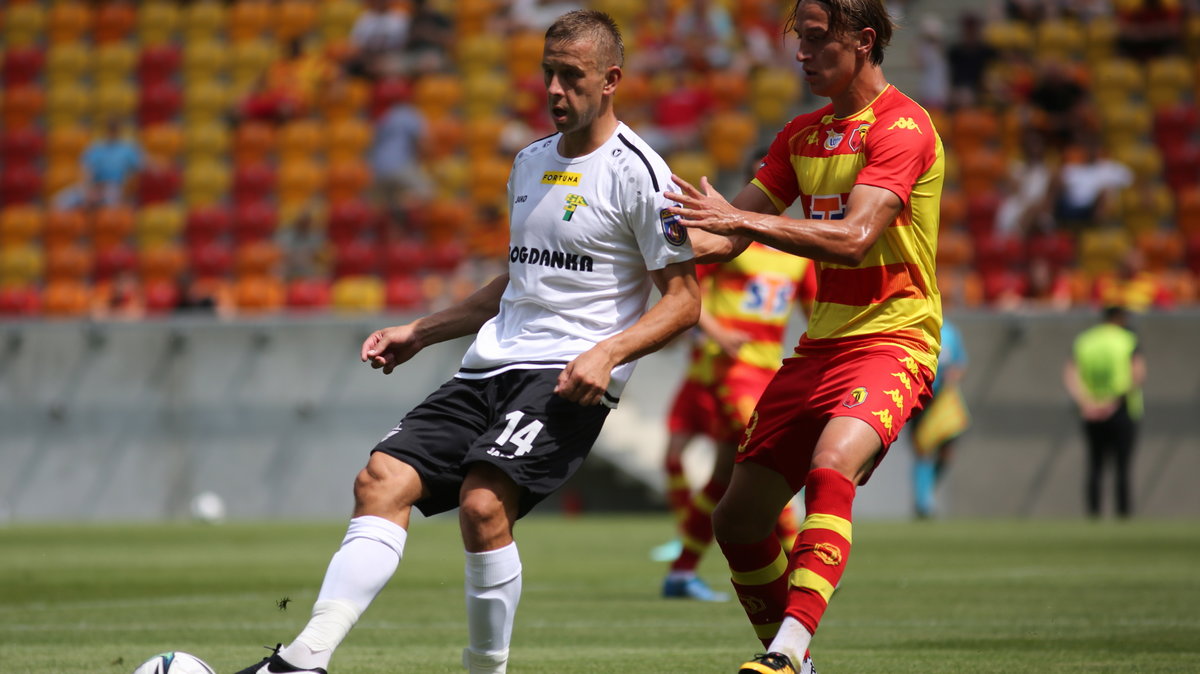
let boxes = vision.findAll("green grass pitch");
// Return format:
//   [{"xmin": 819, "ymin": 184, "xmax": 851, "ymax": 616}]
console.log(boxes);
[{"xmin": 2, "ymin": 516, "xmax": 1198, "ymax": 673}]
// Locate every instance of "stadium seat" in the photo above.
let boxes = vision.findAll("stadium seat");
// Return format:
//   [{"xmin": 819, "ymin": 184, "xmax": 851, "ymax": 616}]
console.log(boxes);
[
  {"xmin": 94, "ymin": 80, "xmax": 138, "ymax": 120},
  {"xmin": 1078, "ymin": 227, "xmax": 1131, "ymax": 275},
  {"xmin": 428, "ymin": 155, "xmax": 469, "ymax": 201},
  {"xmin": 0, "ymin": 285, "xmax": 42, "ymax": 317},
  {"xmin": 3, "ymin": 3, "xmax": 47, "ymax": 48},
  {"xmin": 230, "ymin": 40, "xmax": 279, "ymax": 93},
  {"xmin": 0, "ymin": 205, "xmax": 44, "ymax": 247},
  {"xmin": 47, "ymin": 1, "xmax": 92, "ymax": 45},
  {"xmin": 138, "ymin": 81, "xmax": 183, "ymax": 127},
  {"xmin": 467, "ymin": 155, "xmax": 511, "ymax": 210},
  {"xmin": 327, "ymin": 200, "xmax": 376, "ymax": 245},
  {"xmin": 1084, "ymin": 15, "xmax": 1117, "ymax": 62},
  {"xmin": 184, "ymin": 80, "xmax": 231, "ymax": 125},
  {"xmin": 1, "ymin": 84, "xmax": 45, "ymax": 129},
  {"xmin": 383, "ymin": 239, "xmax": 427, "ymax": 273},
  {"xmin": 286, "ymin": 278, "xmax": 332, "ymax": 311},
  {"xmin": 137, "ymin": 1, "xmax": 180, "ymax": 46},
  {"xmin": 332, "ymin": 240, "xmax": 381, "ymax": 278},
  {"xmin": 231, "ymin": 162, "xmax": 276, "ymax": 205},
  {"xmin": 506, "ymin": 30, "xmax": 544, "ymax": 79},
  {"xmin": 412, "ymin": 75, "xmax": 466, "ymax": 123},
  {"xmin": 429, "ymin": 240, "xmax": 466, "ymax": 273},
  {"xmin": 41, "ymin": 279, "xmax": 92, "ymax": 317},
  {"xmin": 369, "ymin": 77, "xmax": 412, "ymax": 119},
  {"xmin": 750, "ymin": 68, "xmax": 800, "ymax": 126},
  {"xmin": 278, "ymin": 159, "xmax": 326, "ymax": 211},
  {"xmin": 958, "ymin": 148, "xmax": 1008, "ymax": 197},
  {"xmin": 1091, "ymin": 58, "xmax": 1144, "ymax": 99},
  {"xmin": 46, "ymin": 43, "xmax": 90, "ymax": 85},
  {"xmin": 136, "ymin": 204, "xmax": 186, "ymax": 247},
  {"xmin": 94, "ymin": 43, "xmax": 136, "ymax": 84},
  {"xmin": 137, "ymin": 162, "xmax": 183, "ymax": 205},
  {"xmin": 666, "ymin": 151, "xmax": 718, "ymax": 190},
  {"xmin": 141, "ymin": 123, "xmax": 184, "ymax": 162},
  {"xmin": 3, "ymin": 46, "xmax": 45, "ymax": 86},
  {"xmin": 230, "ymin": 123, "xmax": 274, "ymax": 165},
  {"xmin": 385, "ymin": 275, "xmax": 425, "ymax": 311},
  {"xmin": 278, "ymin": 119, "xmax": 325, "ymax": 160},
  {"xmin": 46, "ymin": 82, "xmax": 91, "ymax": 129},
  {"xmin": 92, "ymin": 206, "xmax": 137, "ymax": 249},
  {"xmin": 46, "ymin": 125, "xmax": 89, "ymax": 165},
  {"xmin": 183, "ymin": 1, "xmax": 227, "ymax": 42},
  {"xmin": 319, "ymin": 0, "xmax": 361, "ymax": 44},
  {"xmin": 275, "ymin": 0, "xmax": 318, "ymax": 41},
  {"xmin": 331, "ymin": 276, "xmax": 385, "ymax": 313},
  {"xmin": 138, "ymin": 240, "xmax": 186, "ymax": 283},
  {"xmin": 44, "ymin": 208, "xmax": 89, "ymax": 248},
  {"xmin": 0, "ymin": 244, "xmax": 45, "ymax": 287},
  {"xmin": 1113, "ymin": 143, "xmax": 1163, "ymax": 183},
  {"xmin": 184, "ymin": 121, "xmax": 232, "ymax": 161},
  {"xmin": 0, "ymin": 164, "xmax": 42, "ymax": 205},
  {"xmin": 94, "ymin": 2, "xmax": 136, "ymax": 44},
  {"xmin": 464, "ymin": 116, "xmax": 507, "ymax": 161},
  {"xmin": 188, "ymin": 240, "xmax": 234, "ymax": 280},
  {"xmin": 233, "ymin": 201, "xmax": 279, "ymax": 244},
  {"xmin": 184, "ymin": 40, "xmax": 229, "ymax": 84},
  {"xmin": 185, "ymin": 205, "xmax": 232, "ymax": 246},
  {"xmin": 463, "ymin": 73, "xmax": 512, "ymax": 121},
  {"xmin": 137, "ymin": 44, "xmax": 182, "ymax": 86},
  {"xmin": 326, "ymin": 159, "xmax": 372, "ymax": 205},
  {"xmin": 1035, "ymin": 18, "xmax": 1086, "ymax": 61},
  {"xmin": 983, "ymin": 20, "xmax": 1034, "ymax": 52},
  {"xmin": 232, "ymin": 274, "xmax": 286, "ymax": 314},
  {"xmin": 93, "ymin": 242, "xmax": 137, "ymax": 281},
  {"xmin": 456, "ymin": 33, "xmax": 506, "ymax": 78},
  {"xmin": 183, "ymin": 159, "xmax": 232, "ymax": 207},
  {"xmin": 317, "ymin": 76, "xmax": 370, "ymax": 122},
  {"xmin": 965, "ymin": 191, "xmax": 1002, "ymax": 238},
  {"xmin": 327, "ymin": 118, "xmax": 373, "ymax": 163},
  {"xmin": 1146, "ymin": 56, "xmax": 1193, "ymax": 109},
  {"xmin": 704, "ymin": 111, "xmax": 758, "ymax": 170},
  {"xmin": 1176, "ymin": 186, "xmax": 1200, "ymax": 235},
  {"xmin": 1162, "ymin": 142, "xmax": 1200, "ymax": 194},
  {"xmin": 234, "ymin": 240, "xmax": 283, "ymax": 278},
  {"xmin": 424, "ymin": 116, "xmax": 466, "ymax": 160},
  {"xmin": 228, "ymin": 0, "xmax": 273, "ymax": 43},
  {"xmin": 1, "ymin": 127, "xmax": 45, "ymax": 165}
]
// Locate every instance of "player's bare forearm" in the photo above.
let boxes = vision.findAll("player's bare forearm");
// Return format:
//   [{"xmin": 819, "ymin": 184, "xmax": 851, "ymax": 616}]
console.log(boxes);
[{"xmin": 669, "ymin": 176, "xmax": 901, "ymax": 267}]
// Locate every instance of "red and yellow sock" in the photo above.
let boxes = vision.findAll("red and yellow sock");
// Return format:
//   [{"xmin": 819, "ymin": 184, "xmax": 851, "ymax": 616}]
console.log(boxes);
[
  {"xmin": 786, "ymin": 468, "xmax": 856, "ymax": 634},
  {"xmin": 719, "ymin": 534, "xmax": 790, "ymax": 647},
  {"xmin": 670, "ymin": 478, "xmax": 727, "ymax": 573},
  {"xmin": 664, "ymin": 454, "xmax": 690, "ymax": 522}
]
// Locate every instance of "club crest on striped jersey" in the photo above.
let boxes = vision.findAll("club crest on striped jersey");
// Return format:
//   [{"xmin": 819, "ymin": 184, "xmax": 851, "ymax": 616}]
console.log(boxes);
[
  {"xmin": 842, "ymin": 386, "xmax": 868, "ymax": 408},
  {"xmin": 847, "ymin": 123, "xmax": 871, "ymax": 152},
  {"xmin": 660, "ymin": 207, "xmax": 688, "ymax": 246},
  {"xmin": 812, "ymin": 542, "xmax": 843, "ymax": 566}
]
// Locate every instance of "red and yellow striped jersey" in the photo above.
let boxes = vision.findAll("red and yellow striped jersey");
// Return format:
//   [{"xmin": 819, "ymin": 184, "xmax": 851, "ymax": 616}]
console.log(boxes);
[
  {"xmin": 751, "ymin": 85, "xmax": 944, "ymax": 372},
  {"xmin": 686, "ymin": 241, "xmax": 817, "ymax": 382}
]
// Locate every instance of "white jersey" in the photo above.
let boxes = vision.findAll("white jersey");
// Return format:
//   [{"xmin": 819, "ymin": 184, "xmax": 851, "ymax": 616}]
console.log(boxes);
[{"xmin": 458, "ymin": 122, "xmax": 694, "ymax": 406}]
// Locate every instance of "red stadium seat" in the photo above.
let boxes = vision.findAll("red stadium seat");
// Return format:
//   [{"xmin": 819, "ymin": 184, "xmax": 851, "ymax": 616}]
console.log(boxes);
[
  {"xmin": 1, "ymin": 127, "xmax": 44, "ymax": 165},
  {"xmin": 1, "ymin": 84, "xmax": 45, "ymax": 129},
  {"xmin": 232, "ymin": 162, "xmax": 277, "ymax": 205},
  {"xmin": 383, "ymin": 240, "xmax": 427, "ymax": 273},
  {"xmin": 137, "ymin": 163, "xmax": 182, "ymax": 205},
  {"xmin": 93, "ymin": 243, "xmax": 138, "ymax": 282},
  {"xmin": 188, "ymin": 240, "xmax": 234, "ymax": 279},
  {"xmin": 0, "ymin": 164, "xmax": 42, "ymax": 205},
  {"xmin": 327, "ymin": 200, "xmax": 376, "ymax": 244},
  {"xmin": 233, "ymin": 201, "xmax": 278, "ymax": 244},
  {"xmin": 370, "ymin": 77, "xmax": 413, "ymax": 119},
  {"xmin": 185, "ymin": 205, "xmax": 232, "ymax": 246},
  {"xmin": 385, "ymin": 275, "xmax": 425, "ymax": 311},
  {"xmin": 2, "ymin": 46, "xmax": 45, "ymax": 86},
  {"xmin": 1162, "ymin": 141, "xmax": 1200, "ymax": 194},
  {"xmin": 286, "ymin": 278, "xmax": 332, "ymax": 311},
  {"xmin": 95, "ymin": 2, "xmax": 137, "ymax": 44},
  {"xmin": 44, "ymin": 209, "xmax": 88, "ymax": 248},
  {"xmin": 0, "ymin": 285, "xmax": 42, "ymax": 316},
  {"xmin": 92, "ymin": 207, "xmax": 136, "ymax": 248},
  {"xmin": 45, "ymin": 243, "xmax": 94, "ymax": 282},
  {"xmin": 143, "ymin": 279, "xmax": 181, "ymax": 315},
  {"xmin": 332, "ymin": 240, "xmax": 381, "ymax": 278},
  {"xmin": 137, "ymin": 44, "xmax": 182, "ymax": 85},
  {"xmin": 139, "ymin": 81, "xmax": 183, "ymax": 126}
]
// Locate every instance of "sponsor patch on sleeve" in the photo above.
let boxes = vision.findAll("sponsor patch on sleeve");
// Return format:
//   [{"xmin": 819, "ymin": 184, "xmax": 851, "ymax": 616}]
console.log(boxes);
[{"xmin": 659, "ymin": 207, "xmax": 688, "ymax": 246}]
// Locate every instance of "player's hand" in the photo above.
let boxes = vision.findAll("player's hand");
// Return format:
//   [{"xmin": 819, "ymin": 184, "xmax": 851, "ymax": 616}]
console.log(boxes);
[
  {"xmin": 664, "ymin": 174, "xmax": 743, "ymax": 236},
  {"xmin": 710, "ymin": 324, "xmax": 751, "ymax": 358},
  {"xmin": 360, "ymin": 325, "xmax": 422, "ymax": 375},
  {"xmin": 1081, "ymin": 399, "xmax": 1119, "ymax": 421},
  {"xmin": 555, "ymin": 346, "xmax": 616, "ymax": 406}
]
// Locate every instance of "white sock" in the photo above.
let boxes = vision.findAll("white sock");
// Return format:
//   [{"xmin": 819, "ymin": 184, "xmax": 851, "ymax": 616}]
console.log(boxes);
[
  {"xmin": 767, "ymin": 617, "xmax": 813, "ymax": 669},
  {"xmin": 282, "ymin": 516, "xmax": 408, "ymax": 670},
  {"xmin": 463, "ymin": 542, "xmax": 522, "ymax": 673}
]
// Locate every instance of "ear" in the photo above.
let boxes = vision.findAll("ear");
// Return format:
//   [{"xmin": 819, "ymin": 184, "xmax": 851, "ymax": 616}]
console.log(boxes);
[
  {"xmin": 857, "ymin": 27, "xmax": 877, "ymax": 58},
  {"xmin": 603, "ymin": 65, "xmax": 622, "ymax": 95}
]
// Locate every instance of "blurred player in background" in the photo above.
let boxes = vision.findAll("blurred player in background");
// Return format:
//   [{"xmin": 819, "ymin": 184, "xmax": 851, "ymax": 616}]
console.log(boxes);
[
  {"xmin": 665, "ymin": 0, "xmax": 944, "ymax": 671},
  {"xmin": 1063, "ymin": 305, "xmax": 1145, "ymax": 518},
  {"xmin": 235, "ymin": 11, "xmax": 699, "ymax": 674},
  {"xmin": 660, "ymin": 230, "xmax": 816, "ymax": 602},
  {"xmin": 909, "ymin": 318, "xmax": 969, "ymax": 519}
]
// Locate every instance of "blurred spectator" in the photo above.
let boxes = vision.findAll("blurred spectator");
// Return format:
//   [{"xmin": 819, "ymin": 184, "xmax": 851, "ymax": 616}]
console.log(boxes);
[
  {"xmin": 510, "ymin": 0, "xmax": 580, "ymax": 31},
  {"xmin": 370, "ymin": 95, "xmax": 433, "ymax": 222},
  {"xmin": 91, "ymin": 269, "xmax": 146, "ymax": 320},
  {"xmin": 995, "ymin": 129, "xmax": 1057, "ymax": 239},
  {"xmin": 1053, "ymin": 136, "xmax": 1133, "ymax": 232},
  {"xmin": 915, "ymin": 15, "xmax": 950, "ymax": 111},
  {"xmin": 1004, "ymin": 0, "xmax": 1049, "ymax": 24},
  {"xmin": 945, "ymin": 13, "xmax": 998, "ymax": 109},
  {"xmin": 55, "ymin": 118, "xmax": 144, "ymax": 210},
  {"xmin": 346, "ymin": 0, "xmax": 410, "ymax": 80},
  {"xmin": 278, "ymin": 210, "xmax": 332, "ymax": 282},
  {"xmin": 1026, "ymin": 60, "xmax": 1090, "ymax": 150},
  {"xmin": 239, "ymin": 39, "xmax": 334, "ymax": 124},
  {"xmin": 404, "ymin": 0, "xmax": 454, "ymax": 74},
  {"xmin": 669, "ymin": 0, "xmax": 737, "ymax": 72},
  {"xmin": 1115, "ymin": 0, "xmax": 1187, "ymax": 60}
]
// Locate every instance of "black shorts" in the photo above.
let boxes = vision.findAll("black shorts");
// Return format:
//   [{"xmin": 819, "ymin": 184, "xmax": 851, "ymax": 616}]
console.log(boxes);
[{"xmin": 372, "ymin": 368, "xmax": 610, "ymax": 518}]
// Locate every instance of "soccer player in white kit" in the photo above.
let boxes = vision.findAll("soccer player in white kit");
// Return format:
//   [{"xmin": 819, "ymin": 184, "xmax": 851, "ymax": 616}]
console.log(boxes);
[{"xmin": 235, "ymin": 10, "xmax": 699, "ymax": 674}]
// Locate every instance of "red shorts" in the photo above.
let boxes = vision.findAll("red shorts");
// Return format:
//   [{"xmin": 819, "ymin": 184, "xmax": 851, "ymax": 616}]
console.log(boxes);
[
  {"xmin": 667, "ymin": 363, "xmax": 776, "ymax": 444},
  {"xmin": 736, "ymin": 342, "xmax": 934, "ymax": 490}
]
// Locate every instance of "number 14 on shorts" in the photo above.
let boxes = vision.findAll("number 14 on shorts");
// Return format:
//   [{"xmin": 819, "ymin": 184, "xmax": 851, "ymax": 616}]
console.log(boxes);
[{"xmin": 489, "ymin": 410, "xmax": 544, "ymax": 459}]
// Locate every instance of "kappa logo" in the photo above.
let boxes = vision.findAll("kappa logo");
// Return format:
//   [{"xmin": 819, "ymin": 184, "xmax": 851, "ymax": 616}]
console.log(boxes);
[
  {"xmin": 542, "ymin": 171, "xmax": 582, "ymax": 186},
  {"xmin": 890, "ymin": 370, "xmax": 912, "ymax": 393},
  {"xmin": 887, "ymin": 117, "xmax": 923, "ymax": 133},
  {"xmin": 562, "ymin": 193, "xmax": 588, "ymax": 221},
  {"xmin": 884, "ymin": 388, "xmax": 905, "ymax": 413},
  {"xmin": 899, "ymin": 355, "xmax": 920, "ymax": 377},
  {"xmin": 872, "ymin": 408, "xmax": 894, "ymax": 431},
  {"xmin": 738, "ymin": 411, "xmax": 760, "ymax": 452},
  {"xmin": 842, "ymin": 386, "xmax": 868, "ymax": 408}
]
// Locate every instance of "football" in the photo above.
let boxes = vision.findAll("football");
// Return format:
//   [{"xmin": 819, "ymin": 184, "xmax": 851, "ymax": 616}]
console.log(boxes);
[{"xmin": 131, "ymin": 651, "xmax": 216, "ymax": 674}]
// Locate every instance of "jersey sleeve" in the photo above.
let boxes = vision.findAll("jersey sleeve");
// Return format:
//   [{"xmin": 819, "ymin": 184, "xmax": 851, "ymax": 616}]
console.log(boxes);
[
  {"xmin": 628, "ymin": 163, "xmax": 694, "ymax": 271},
  {"xmin": 855, "ymin": 111, "xmax": 938, "ymax": 206},
  {"xmin": 750, "ymin": 118, "xmax": 803, "ymax": 212}
]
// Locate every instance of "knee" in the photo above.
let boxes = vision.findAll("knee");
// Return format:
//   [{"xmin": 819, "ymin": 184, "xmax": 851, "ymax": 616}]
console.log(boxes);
[
  {"xmin": 353, "ymin": 455, "xmax": 419, "ymax": 513},
  {"xmin": 459, "ymin": 489, "xmax": 507, "ymax": 528}
]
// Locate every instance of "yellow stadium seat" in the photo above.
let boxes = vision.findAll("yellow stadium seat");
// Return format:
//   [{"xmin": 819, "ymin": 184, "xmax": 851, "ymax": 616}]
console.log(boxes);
[
  {"xmin": 184, "ymin": 40, "xmax": 229, "ymax": 82},
  {"xmin": 137, "ymin": 204, "xmax": 186, "ymax": 247},
  {"xmin": 463, "ymin": 73, "xmax": 512, "ymax": 121},
  {"xmin": 1084, "ymin": 15, "xmax": 1117, "ymax": 62},
  {"xmin": 184, "ymin": 121, "xmax": 232, "ymax": 161},
  {"xmin": 1146, "ymin": 56, "xmax": 1194, "ymax": 109},
  {"xmin": 320, "ymin": 0, "xmax": 361, "ymax": 44},
  {"xmin": 1121, "ymin": 183, "xmax": 1173, "ymax": 234},
  {"xmin": 413, "ymin": 74, "xmax": 465, "ymax": 121},
  {"xmin": 0, "ymin": 245, "xmax": 45, "ymax": 287},
  {"xmin": 278, "ymin": 119, "xmax": 326, "ymax": 160},
  {"xmin": 184, "ymin": 160, "xmax": 232, "ymax": 207},
  {"xmin": 667, "ymin": 151, "xmax": 718, "ymax": 188},
  {"xmin": 331, "ymin": 276, "xmax": 385, "ymax": 313},
  {"xmin": 467, "ymin": 156, "xmax": 510, "ymax": 210},
  {"xmin": 1035, "ymin": 18, "xmax": 1086, "ymax": 61},
  {"xmin": 46, "ymin": 82, "xmax": 91, "ymax": 129},
  {"xmin": 464, "ymin": 116, "xmax": 507, "ymax": 161},
  {"xmin": 1091, "ymin": 58, "xmax": 1144, "ymax": 97},
  {"xmin": 141, "ymin": 123, "xmax": 185, "ymax": 162},
  {"xmin": 47, "ymin": 1, "xmax": 92, "ymax": 45},
  {"xmin": 46, "ymin": 43, "xmax": 90, "ymax": 85},
  {"xmin": 276, "ymin": 0, "xmax": 318, "ymax": 42},
  {"xmin": 230, "ymin": 40, "xmax": 280, "ymax": 92},
  {"xmin": 983, "ymin": 20, "xmax": 1034, "ymax": 52},
  {"xmin": 3, "ymin": 4, "xmax": 47, "ymax": 48},
  {"xmin": 428, "ymin": 156, "xmax": 469, "ymax": 200},
  {"xmin": 94, "ymin": 81, "xmax": 138, "ymax": 120},
  {"xmin": 1098, "ymin": 100, "xmax": 1151, "ymax": 150},
  {"xmin": 183, "ymin": 0, "xmax": 228, "ymax": 41},
  {"xmin": 228, "ymin": 1, "xmax": 274, "ymax": 42},
  {"xmin": 184, "ymin": 80, "xmax": 232, "ymax": 124},
  {"xmin": 94, "ymin": 43, "xmax": 136, "ymax": 84},
  {"xmin": 507, "ymin": 31, "xmax": 544, "ymax": 79},
  {"xmin": 750, "ymin": 68, "xmax": 800, "ymax": 127},
  {"xmin": 326, "ymin": 118, "xmax": 373, "ymax": 163},
  {"xmin": 457, "ymin": 34, "xmax": 506, "ymax": 77},
  {"xmin": 705, "ymin": 111, "xmax": 758, "ymax": 171},
  {"xmin": 1114, "ymin": 143, "xmax": 1163, "ymax": 182},
  {"xmin": 0, "ymin": 205, "xmax": 45, "ymax": 247},
  {"xmin": 455, "ymin": 0, "xmax": 497, "ymax": 37},
  {"xmin": 1078, "ymin": 227, "xmax": 1130, "ymax": 276},
  {"xmin": 137, "ymin": 1, "xmax": 181, "ymax": 46}
]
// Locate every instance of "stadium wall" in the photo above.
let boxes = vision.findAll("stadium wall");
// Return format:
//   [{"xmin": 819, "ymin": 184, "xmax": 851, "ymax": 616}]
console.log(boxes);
[{"xmin": 1, "ymin": 312, "xmax": 1198, "ymax": 523}]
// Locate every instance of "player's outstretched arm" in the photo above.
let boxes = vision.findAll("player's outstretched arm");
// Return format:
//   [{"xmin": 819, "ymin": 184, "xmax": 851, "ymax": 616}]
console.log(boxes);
[
  {"xmin": 361, "ymin": 273, "xmax": 510, "ymax": 374},
  {"xmin": 665, "ymin": 176, "xmax": 772, "ymax": 263},
  {"xmin": 555, "ymin": 260, "xmax": 700, "ymax": 405},
  {"xmin": 669, "ymin": 175, "xmax": 902, "ymax": 267}
]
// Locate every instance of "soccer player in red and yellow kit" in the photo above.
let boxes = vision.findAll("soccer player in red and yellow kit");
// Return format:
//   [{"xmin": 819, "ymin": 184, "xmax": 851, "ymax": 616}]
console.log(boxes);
[
  {"xmin": 661, "ymin": 243, "xmax": 817, "ymax": 602},
  {"xmin": 666, "ymin": 1, "xmax": 944, "ymax": 672}
]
